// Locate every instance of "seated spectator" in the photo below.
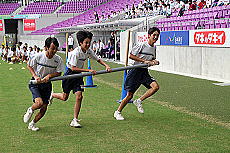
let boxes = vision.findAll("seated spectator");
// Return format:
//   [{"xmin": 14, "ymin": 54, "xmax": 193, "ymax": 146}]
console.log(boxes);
[
  {"xmin": 198, "ymin": 0, "xmax": 206, "ymax": 9},
  {"xmin": 100, "ymin": 15, "xmax": 106, "ymax": 23},
  {"xmin": 189, "ymin": 0, "xmax": 197, "ymax": 10},
  {"xmin": 211, "ymin": 0, "xmax": 218, "ymax": 7},
  {"xmin": 178, "ymin": 5, "xmax": 185, "ymax": 16},
  {"xmin": 217, "ymin": 0, "xmax": 224, "ymax": 6}
]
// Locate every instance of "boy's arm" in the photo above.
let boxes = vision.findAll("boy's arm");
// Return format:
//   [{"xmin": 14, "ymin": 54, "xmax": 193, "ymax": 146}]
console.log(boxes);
[
  {"xmin": 42, "ymin": 72, "xmax": 62, "ymax": 83},
  {"xmin": 71, "ymin": 66, "xmax": 97, "ymax": 74},
  {"xmin": 97, "ymin": 59, "xmax": 111, "ymax": 72},
  {"xmin": 27, "ymin": 64, "xmax": 42, "ymax": 83},
  {"xmin": 129, "ymin": 53, "xmax": 159, "ymax": 66}
]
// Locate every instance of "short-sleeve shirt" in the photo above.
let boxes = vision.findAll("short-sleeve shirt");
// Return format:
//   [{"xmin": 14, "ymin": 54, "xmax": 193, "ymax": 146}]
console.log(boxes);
[
  {"xmin": 67, "ymin": 46, "xmax": 99, "ymax": 69},
  {"xmin": 130, "ymin": 42, "xmax": 156, "ymax": 65},
  {"xmin": 28, "ymin": 51, "xmax": 64, "ymax": 79}
]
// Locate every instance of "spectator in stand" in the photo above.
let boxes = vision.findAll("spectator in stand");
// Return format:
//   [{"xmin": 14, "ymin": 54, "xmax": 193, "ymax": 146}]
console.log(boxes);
[
  {"xmin": 189, "ymin": 0, "xmax": 197, "ymax": 10},
  {"xmin": 166, "ymin": 4, "xmax": 172, "ymax": 17},
  {"xmin": 217, "ymin": 0, "xmax": 224, "ymax": 6},
  {"xmin": 178, "ymin": 4, "xmax": 185, "ymax": 16},
  {"xmin": 198, "ymin": 0, "xmax": 206, "ymax": 9},
  {"xmin": 100, "ymin": 15, "xmax": 106, "ymax": 23},
  {"xmin": 211, "ymin": 0, "xmax": 218, "ymax": 7},
  {"xmin": 94, "ymin": 11, "xmax": 99, "ymax": 23}
]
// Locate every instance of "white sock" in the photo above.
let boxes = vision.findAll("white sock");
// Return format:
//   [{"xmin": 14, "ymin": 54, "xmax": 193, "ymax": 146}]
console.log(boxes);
[
  {"xmin": 138, "ymin": 99, "xmax": 142, "ymax": 103},
  {"xmin": 30, "ymin": 120, "xmax": 35, "ymax": 124}
]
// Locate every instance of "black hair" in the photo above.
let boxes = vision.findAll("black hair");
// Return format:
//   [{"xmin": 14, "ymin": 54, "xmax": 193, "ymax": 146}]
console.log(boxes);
[
  {"xmin": 45, "ymin": 37, "xmax": 59, "ymax": 48},
  {"xmin": 76, "ymin": 30, "xmax": 93, "ymax": 45},
  {"xmin": 148, "ymin": 27, "xmax": 160, "ymax": 35}
]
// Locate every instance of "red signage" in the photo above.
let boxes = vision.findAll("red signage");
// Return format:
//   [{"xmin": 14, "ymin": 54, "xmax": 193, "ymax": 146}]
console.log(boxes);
[
  {"xmin": 24, "ymin": 19, "xmax": 36, "ymax": 31},
  {"xmin": 194, "ymin": 31, "xmax": 226, "ymax": 45},
  {"xmin": 0, "ymin": 20, "xmax": 3, "ymax": 31}
]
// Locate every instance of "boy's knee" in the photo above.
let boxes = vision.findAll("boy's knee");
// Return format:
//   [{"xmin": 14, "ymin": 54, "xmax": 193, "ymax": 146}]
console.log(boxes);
[
  {"xmin": 76, "ymin": 95, "xmax": 83, "ymax": 101},
  {"xmin": 35, "ymin": 98, "xmax": 43, "ymax": 107},
  {"xmin": 151, "ymin": 82, "xmax": 160, "ymax": 91}
]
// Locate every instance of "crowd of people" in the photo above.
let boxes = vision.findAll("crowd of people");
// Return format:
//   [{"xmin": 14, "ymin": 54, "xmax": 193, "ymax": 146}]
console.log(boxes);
[
  {"xmin": 0, "ymin": 42, "xmax": 41, "ymax": 64},
  {"xmin": 91, "ymin": 32, "xmax": 118, "ymax": 60},
  {"xmin": 94, "ymin": 0, "xmax": 230, "ymax": 22}
]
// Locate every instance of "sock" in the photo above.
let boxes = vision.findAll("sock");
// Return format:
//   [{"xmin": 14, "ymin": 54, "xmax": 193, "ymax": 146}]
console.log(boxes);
[{"xmin": 30, "ymin": 120, "xmax": 35, "ymax": 125}]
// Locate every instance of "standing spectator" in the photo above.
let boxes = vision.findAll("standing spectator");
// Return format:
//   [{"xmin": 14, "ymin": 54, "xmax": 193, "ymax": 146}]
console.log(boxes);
[
  {"xmin": 97, "ymin": 39, "xmax": 105, "ymax": 57},
  {"xmin": 94, "ymin": 11, "xmax": 99, "ymax": 23},
  {"xmin": 68, "ymin": 35, "xmax": 74, "ymax": 51}
]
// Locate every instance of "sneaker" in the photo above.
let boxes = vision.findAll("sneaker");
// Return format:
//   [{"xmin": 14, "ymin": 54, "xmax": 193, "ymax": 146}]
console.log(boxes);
[
  {"xmin": 70, "ymin": 119, "xmax": 81, "ymax": 128},
  {"xmin": 114, "ymin": 110, "xmax": 124, "ymax": 120},
  {"xmin": 23, "ymin": 107, "xmax": 34, "ymax": 123},
  {"xmin": 28, "ymin": 122, "xmax": 39, "ymax": 131},
  {"xmin": 133, "ymin": 99, "xmax": 144, "ymax": 113},
  {"xmin": 48, "ymin": 93, "xmax": 53, "ymax": 106}
]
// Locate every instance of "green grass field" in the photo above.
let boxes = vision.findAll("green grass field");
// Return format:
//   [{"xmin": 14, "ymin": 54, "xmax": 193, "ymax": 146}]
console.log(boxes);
[{"xmin": 0, "ymin": 54, "xmax": 230, "ymax": 152}]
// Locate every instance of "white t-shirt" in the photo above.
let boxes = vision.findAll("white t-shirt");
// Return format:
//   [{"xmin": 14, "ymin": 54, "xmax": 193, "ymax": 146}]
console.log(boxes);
[
  {"xmin": 130, "ymin": 42, "xmax": 156, "ymax": 65},
  {"xmin": 28, "ymin": 51, "xmax": 64, "ymax": 79},
  {"xmin": 67, "ymin": 46, "xmax": 99, "ymax": 69},
  {"xmin": 68, "ymin": 36, "xmax": 74, "ymax": 45},
  {"xmin": 29, "ymin": 51, "xmax": 37, "ymax": 59},
  {"xmin": 7, "ymin": 50, "xmax": 14, "ymax": 58}
]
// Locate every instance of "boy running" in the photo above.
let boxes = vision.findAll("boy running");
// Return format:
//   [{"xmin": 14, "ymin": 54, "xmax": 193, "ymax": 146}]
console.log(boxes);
[
  {"xmin": 23, "ymin": 37, "xmax": 64, "ymax": 131},
  {"xmin": 51, "ymin": 30, "xmax": 111, "ymax": 128},
  {"xmin": 114, "ymin": 27, "xmax": 160, "ymax": 120}
]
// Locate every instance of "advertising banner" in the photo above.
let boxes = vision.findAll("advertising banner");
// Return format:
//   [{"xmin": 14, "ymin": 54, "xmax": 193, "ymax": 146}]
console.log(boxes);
[
  {"xmin": 136, "ymin": 32, "xmax": 160, "ymax": 45},
  {"xmin": 160, "ymin": 31, "xmax": 189, "ymax": 46},
  {"xmin": 189, "ymin": 29, "xmax": 230, "ymax": 47},
  {"xmin": 24, "ymin": 19, "xmax": 36, "ymax": 31},
  {"xmin": 0, "ymin": 20, "xmax": 3, "ymax": 31}
]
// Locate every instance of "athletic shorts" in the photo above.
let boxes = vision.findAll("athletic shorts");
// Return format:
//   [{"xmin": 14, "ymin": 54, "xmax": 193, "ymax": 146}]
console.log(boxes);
[
  {"xmin": 29, "ymin": 79, "xmax": 52, "ymax": 104},
  {"xmin": 124, "ymin": 68, "xmax": 156, "ymax": 93},
  {"xmin": 62, "ymin": 68, "xmax": 84, "ymax": 94}
]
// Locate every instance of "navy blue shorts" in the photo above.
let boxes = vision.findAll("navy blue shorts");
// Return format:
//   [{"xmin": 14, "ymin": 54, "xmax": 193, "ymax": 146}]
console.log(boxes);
[
  {"xmin": 29, "ymin": 80, "xmax": 52, "ymax": 104},
  {"xmin": 62, "ymin": 68, "xmax": 84, "ymax": 94},
  {"xmin": 124, "ymin": 68, "xmax": 155, "ymax": 93}
]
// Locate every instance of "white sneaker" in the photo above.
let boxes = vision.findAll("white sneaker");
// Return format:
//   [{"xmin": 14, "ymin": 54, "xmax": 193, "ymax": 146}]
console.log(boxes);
[
  {"xmin": 28, "ymin": 122, "xmax": 39, "ymax": 131},
  {"xmin": 48, "ymin": 93, "xmax": 53, "ymax": 106},
  {"xmin": 114, "ymin": 110, "xmax": 124, "ymax": 120},
  {"xmin": 133, "ymin": 99, "xmax": 144, "ymax": 113},
  {"xmin": 23, "ymin": 107, "xmax": 34, "ymax": 123},
  {"xmin": 70, "ymin": 119, "xmax": 81, "ymax": 128}
]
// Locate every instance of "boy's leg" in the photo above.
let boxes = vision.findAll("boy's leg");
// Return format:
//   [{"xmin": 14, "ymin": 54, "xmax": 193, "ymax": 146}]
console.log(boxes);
[
  {"xmin": 28, "ymin": 103, "xmax": 48, "ymax": 131},
  {"xmin": 133, "ymin": 81, "xmax": 160, "ymax": 114},
  {"xmin": 23, "ymin": 97, "xmax": 43, "ymax": 123},
  {"xmin": 117, "ymin": 92, "xmax": 134, "ymax": 112},
  {"xmin": 51, "ymin": 92, "xmax": 69, "ymax": 101},
  {"xmin": 70, "ymin": 91, "xmax": 83, "ymax": 128},
  {"xmin": 33, "ymin": 103, "xmax": 48, "ymax": 123},
  {"xmin": 139, "ymin": 81, "xmax": 159, "ymax": 101},
  {"xmin": 74, "ymin": 91, "xmax": 83, "ymax": 119},
  {"xmin": 114, "ymin": 92, "xmax": 134, "ymax": 120}
]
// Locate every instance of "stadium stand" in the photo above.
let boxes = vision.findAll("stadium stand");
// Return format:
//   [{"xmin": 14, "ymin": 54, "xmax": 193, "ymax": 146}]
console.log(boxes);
[
  {"xmin": 19, "ymin": 2, "xmax": 62, "ymax": 14},
  {"xmin": 30, "ymin": 0, "xmax": 142, "ymax": 35},
  {"xmin": 57, "ymin": 0, "xmax": 108, "ymax": 14},
  {"xmin": 0, "ymin": 3, "xmax": 21, "ymax": 15}
]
